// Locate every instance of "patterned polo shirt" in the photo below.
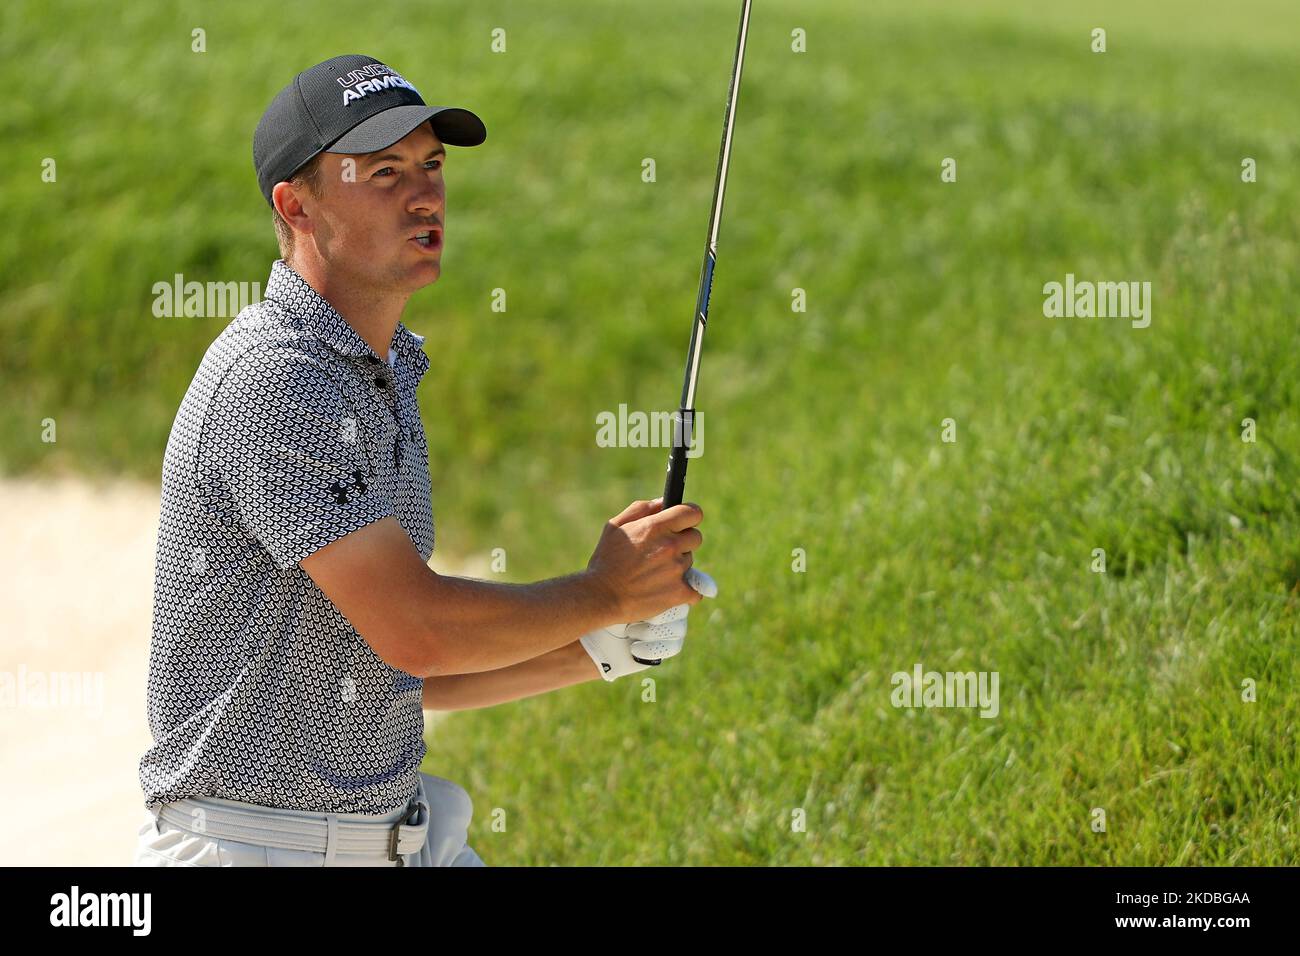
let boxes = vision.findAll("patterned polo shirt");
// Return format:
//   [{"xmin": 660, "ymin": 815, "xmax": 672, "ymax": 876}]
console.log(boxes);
[{"xmin": 139, "ymin": 258, "xmax": 436, "ymax": 816}]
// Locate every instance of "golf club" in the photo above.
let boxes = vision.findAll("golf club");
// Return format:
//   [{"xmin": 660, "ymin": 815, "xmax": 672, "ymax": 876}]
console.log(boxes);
[{"xmin": 634, "ymin": 0, "xmax": 753, "ymax": 666}]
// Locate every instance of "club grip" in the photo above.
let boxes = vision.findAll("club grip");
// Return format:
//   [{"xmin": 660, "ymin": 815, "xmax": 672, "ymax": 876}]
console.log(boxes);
[{"xmin": 661, "ymin": 408, "xmax": 694, "ymax": 508}]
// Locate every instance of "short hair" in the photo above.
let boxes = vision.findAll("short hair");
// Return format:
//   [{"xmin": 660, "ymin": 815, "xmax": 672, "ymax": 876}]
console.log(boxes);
[{"xmin": 271, "ymin": 153, "xmax": 326, "ymax": 260}]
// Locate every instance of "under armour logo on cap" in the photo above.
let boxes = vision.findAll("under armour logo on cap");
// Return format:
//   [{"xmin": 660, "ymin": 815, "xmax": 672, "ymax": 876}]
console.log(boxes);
[
  {"xmin": 334, "ymin": 62, "xmax": 420, "ymax": 105},
  {"xmin": 253, "ymin": 54, "xmax": 487, "ymax": 207}
]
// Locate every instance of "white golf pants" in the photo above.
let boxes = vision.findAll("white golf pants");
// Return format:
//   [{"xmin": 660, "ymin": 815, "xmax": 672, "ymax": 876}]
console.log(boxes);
[{"xmin": 132, "ymin": 771, "xmax": 485, "ymax": 867}]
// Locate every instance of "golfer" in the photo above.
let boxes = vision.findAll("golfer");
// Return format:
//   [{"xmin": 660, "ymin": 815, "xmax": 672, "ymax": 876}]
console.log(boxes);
[{"xmin": 134, "ymin": 54, "xmax": 716, "ymax": 867}]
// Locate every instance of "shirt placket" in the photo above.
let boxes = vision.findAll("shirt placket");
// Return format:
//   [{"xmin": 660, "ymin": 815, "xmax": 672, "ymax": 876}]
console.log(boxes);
[{"xmin": 365, "ymin": 354, "xmax": 404, "ymax": 471}]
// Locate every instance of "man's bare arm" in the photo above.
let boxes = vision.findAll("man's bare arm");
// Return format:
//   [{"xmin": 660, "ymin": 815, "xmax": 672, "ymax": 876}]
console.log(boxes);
[
  {"xmin": 422, "ymin": 641, "xmax": 599, "ymax": 711},
  {"xmin": 300, "ymin": 500, "xmax": 703, "ymax": 679},
  {"xmin": 301, "ymin": 516, "xmax": 615, "ymax": 678}
]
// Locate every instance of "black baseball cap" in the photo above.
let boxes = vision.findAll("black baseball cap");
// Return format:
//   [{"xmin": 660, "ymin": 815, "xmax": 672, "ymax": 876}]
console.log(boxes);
[{"xmin": 253, "ymin": 54, "xmax": 486, "ymax": 207}]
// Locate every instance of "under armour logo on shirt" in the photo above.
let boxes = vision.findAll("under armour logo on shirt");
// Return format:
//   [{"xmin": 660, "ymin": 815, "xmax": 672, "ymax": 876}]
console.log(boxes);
[{"xmin": 329, "ymin": 470, "xmax": 369, "ymax": 504}]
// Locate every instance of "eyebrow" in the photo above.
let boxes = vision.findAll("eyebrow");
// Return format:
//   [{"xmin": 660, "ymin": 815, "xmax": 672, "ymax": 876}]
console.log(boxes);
[{"xmin": 366, "ymin": 146, "xmax": 446, "ymax": 165}]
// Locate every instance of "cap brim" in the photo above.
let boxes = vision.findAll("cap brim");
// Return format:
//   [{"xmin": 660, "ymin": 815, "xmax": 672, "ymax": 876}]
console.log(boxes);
[{"xmin": 326, "ymin": 104, "xmax": 487, "ymax": 154}]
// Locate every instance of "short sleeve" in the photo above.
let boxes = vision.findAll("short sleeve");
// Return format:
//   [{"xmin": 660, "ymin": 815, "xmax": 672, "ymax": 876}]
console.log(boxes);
[{"xmin": 202, "ymin": 346, "xmax": 394, "ymax": 569}]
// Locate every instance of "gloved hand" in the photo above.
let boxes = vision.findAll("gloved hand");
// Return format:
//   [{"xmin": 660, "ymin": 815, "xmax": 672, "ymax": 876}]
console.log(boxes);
[{"xmin": 579, "ymin": 568, "xmax": 718, "ymax": 682}]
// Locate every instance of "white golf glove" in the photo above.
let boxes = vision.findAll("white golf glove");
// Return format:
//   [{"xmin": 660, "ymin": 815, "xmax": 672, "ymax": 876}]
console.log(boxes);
[{"xmin": 579, "ymin": 568, "xmax": 718, "ymax": 682}]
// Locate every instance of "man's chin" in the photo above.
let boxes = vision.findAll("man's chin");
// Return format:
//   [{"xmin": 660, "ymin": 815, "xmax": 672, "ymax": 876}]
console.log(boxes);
[{"xmin": 403, "ymin": 257, "xmax": 441, "ymax": 290}]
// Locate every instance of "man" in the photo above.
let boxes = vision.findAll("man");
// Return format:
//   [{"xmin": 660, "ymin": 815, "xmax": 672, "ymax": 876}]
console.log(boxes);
[{"xmin": 134, "ymin": 54, "xmax": 716, "ymax": 867}]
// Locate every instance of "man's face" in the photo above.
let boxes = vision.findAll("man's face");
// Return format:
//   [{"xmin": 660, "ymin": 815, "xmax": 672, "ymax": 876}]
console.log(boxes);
[{"xmin": 305, "ymin": 121, "xmax": 447, "ymax": 294}]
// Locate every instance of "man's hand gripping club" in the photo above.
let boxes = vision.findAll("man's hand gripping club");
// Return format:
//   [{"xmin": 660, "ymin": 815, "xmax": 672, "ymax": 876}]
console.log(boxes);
[{"xmin": 579, "ymin": 497, "xmax": 718, "ymax": 682}]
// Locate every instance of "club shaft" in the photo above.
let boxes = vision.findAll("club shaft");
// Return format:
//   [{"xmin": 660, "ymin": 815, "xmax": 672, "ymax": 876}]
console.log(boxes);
[{"xmin": 660, "ymin": 0, "xmax": 752, "ymax": 510}]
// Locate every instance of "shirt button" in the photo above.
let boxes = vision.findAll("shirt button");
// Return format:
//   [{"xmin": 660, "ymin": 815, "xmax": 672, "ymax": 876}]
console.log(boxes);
[{"xmin": 375, "ymin": 376, "xmax": 389, "ymax": 388}]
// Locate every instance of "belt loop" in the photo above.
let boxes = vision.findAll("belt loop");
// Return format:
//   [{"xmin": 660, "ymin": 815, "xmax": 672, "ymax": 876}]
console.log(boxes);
[
  {"xmin": 151, "ymin": 806, "xmax": 164, "ymax": 836},
  {"xmin": 324, "ymin": 814, "xmax": 339, "ymax": 866},
  {"xmin": 388, "ymin": 802, "xmax": 422, "ymax": 866}
]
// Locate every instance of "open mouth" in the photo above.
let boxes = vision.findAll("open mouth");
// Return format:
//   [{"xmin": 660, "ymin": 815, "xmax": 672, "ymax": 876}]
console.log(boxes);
[{"xmin": 411, "ymin": 229, "xmax": 442, "ymax": 251}]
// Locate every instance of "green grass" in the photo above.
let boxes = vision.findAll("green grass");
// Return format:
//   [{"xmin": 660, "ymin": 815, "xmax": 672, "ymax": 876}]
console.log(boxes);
[{"xmin": 3, "ymin": 0, "xmax": 1298, "ymax": 863}]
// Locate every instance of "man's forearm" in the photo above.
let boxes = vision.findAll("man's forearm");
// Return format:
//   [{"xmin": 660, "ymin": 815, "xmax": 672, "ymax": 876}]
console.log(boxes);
[
  {"xmin": 421, "ymin": 640, "xmax": 601, "ymax": 711},
  {"xmin": 421, "ymin": 569, "xmax": 618, "ymax": 676}
]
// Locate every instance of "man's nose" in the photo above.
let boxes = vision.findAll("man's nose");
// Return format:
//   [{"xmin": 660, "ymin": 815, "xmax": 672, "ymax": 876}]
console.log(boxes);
[{"xmin": 408, "ymin": 178, "xmax": 443, "ymax": 216}]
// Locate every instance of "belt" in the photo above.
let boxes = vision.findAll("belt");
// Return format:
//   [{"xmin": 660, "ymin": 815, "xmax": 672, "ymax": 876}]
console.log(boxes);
[{"xmin": 155, "ymin": 781, "xmax": 431, "ymax": 866}]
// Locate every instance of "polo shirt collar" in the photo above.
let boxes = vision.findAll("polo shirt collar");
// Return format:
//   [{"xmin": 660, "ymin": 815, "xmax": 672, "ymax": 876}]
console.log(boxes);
[{"xmin": 264, "ymin": 259, "xmax": 430, "ymax": 378}]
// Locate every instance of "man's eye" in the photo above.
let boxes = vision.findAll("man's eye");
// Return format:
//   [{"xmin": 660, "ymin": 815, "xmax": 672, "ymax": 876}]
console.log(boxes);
[
  {"xmin": 373, "ymin": 167, "xmax": 394, "ymax": 178},
  {"xmin": 424, "ymin": 159, "xmax": 443, "ymax": 170}
]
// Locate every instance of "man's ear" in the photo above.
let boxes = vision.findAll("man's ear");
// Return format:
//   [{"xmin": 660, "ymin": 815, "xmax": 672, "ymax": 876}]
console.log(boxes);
[{"xmin": 272, "ymin": 180, "xmax": 315, "ymax": 240}]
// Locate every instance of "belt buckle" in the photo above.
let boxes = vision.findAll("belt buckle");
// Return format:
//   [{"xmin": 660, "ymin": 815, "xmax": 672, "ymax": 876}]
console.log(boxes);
[{"xmin": 387, "ymin": 802, "xmax": 422, "ymax": 866}]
